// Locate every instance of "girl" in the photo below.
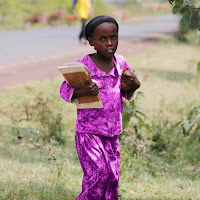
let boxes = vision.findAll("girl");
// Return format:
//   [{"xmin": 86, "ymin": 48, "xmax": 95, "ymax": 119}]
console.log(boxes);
[{"xmin": 60, "ymin": 15, "xmax": 140, "ymax": 200}]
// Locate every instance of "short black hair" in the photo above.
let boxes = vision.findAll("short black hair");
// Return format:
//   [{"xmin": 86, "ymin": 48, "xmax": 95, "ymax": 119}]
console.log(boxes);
[{"xmin": 85, "ymin": 15, "xmax": 119, "ymax": 40}]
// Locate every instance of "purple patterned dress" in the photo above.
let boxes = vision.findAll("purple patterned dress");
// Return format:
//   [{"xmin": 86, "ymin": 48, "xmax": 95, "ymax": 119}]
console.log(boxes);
[{"xmin": 60, "ymin": 54, "xmax": 136, "ymax": 200}]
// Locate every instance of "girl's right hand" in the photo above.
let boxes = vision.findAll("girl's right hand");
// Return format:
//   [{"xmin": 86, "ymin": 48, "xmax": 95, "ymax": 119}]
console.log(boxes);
[
  {"xmin": 80, "ymin": 79, "xmax": 99, "ymax": 96},
  {"xmin": 72, "ymin": 79, "xmax": 99, "ymax": 100}
]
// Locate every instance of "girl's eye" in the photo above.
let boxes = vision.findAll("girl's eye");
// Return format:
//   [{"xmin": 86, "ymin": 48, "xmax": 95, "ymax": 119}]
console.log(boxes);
[
  {"xmin": 112, "ymin": 35, "xmax": 117, "ymax": 40},
  {"xmin": 99, "ymin": 37, "xmax": 105, "ymax": 42}
]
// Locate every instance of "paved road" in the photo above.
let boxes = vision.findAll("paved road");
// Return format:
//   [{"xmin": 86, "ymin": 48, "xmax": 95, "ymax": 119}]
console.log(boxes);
[
  {"xmin": 0, "ymin": 15, "xmax": 180, "ymax": 66},
  {"xmin": 0, "ymin": 14, "xmax": 180, "ymax": 93}
]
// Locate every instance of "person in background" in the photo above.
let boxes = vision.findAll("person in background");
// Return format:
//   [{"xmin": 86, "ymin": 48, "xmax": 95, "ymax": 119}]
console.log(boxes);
[{"xmin": 72, "ymin": 0, "xmax": 94, "ymax": 44}]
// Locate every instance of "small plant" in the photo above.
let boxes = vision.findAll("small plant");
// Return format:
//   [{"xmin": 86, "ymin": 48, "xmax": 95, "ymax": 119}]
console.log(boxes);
[
  {"xmin": 47, "ymin": 151, "xmax": 66, "ymax": 179},
  {"xmin": 10, "ymin": 93, "xmax": 65, "ymax": 146},
  {"xmin": 176, "ymin": 106, "xmax": 200, "ymax": 140},
  {"xmin": 150, "ymin": 119, "xmax": 177, "ymax": 154},
  {"xmin": 122, "ymin": 91, "xmax": 148, "ymax": 132},
  {"xmin": 29, "ymin": 96, "xmax": 65, "ymax": 145},
  {"xmin": 120, "ymin": 92, "xmax": 151, "ymax": 153}
]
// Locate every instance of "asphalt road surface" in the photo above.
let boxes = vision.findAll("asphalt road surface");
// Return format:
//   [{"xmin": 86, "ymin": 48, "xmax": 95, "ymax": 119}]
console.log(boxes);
[{"xmin": 0, "ymin": 14, "xmax": 180, "ymax": 92}]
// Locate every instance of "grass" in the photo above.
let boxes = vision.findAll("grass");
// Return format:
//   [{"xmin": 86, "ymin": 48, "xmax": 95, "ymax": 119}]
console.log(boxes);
[
  {"xmin": 0, "ymin": 34, "xmax": 200, "ymax": 199},
  {"xmin": 119, "ymin": 33, "xmax": 200, "ymax": 199}
]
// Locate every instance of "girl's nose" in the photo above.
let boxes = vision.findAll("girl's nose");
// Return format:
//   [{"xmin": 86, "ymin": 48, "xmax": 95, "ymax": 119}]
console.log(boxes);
[{"xmin": 106, "ymin": 38, "xmax": 112, "ymax": 45}]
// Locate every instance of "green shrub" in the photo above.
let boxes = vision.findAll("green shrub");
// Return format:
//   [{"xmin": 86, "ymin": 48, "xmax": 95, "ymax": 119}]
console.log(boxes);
[{"xmin": 151, "ymin": 120, "xmax": 177, "ymax": 153}]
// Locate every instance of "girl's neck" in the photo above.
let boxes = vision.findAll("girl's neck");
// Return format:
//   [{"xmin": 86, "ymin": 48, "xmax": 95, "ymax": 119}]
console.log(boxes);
[
  {"xmin": 91, "ymin": 53, "xmax": 114, "ymax": 73},
  {"xmin": 93, "ymin": 53, "xmax": 113, "ymax": 62}
]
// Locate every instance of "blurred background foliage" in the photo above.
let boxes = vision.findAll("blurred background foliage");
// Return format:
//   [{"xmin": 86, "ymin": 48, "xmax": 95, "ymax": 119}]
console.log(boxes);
[
  {"xmin": 0, "ymin": 0, "xmax": 199, "ymax": 40},
  {"xmin": 0, "ymin": 0, "xmax": 172, "ymax": 30}
]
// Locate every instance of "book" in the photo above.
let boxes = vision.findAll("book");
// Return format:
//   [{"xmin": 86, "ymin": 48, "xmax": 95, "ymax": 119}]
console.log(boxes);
[{"xmin": 58, "ymin": 62, "xmax": 103, "ymax": 109}]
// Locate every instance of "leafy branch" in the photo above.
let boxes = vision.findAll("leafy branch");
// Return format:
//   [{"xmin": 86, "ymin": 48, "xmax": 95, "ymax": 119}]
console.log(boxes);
[
  {"xmin": 169, "ymin": 0, "xmax": 200, "ymax": 9},
  {"xmin": 169, "ymin": 0, "xmax": 200, "ymax": 81},
  {"xmin": 169, "ymin": 0, "xmax": 200, "ymax": 33}
]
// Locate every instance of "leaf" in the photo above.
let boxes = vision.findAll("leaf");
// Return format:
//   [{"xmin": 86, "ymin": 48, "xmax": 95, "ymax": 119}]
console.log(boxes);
[
  {"xmin": 173, "ymin": 5, "xmax": 181, "ymax": 14},
  {"xmin": 192, "ymin": 124, "xmax": 200, "ymax": 140},
  {"xmin": 180, "ymin": 7, "xmax": 192, "ymax": 32},
  {"xmin": 130, "ymin": 99, "xmax": 135, "ymax": 107},
  {"xmin": 193, "ymin": 107, "xmax": 200, "ymax": 114},
  {"xmin": 123, "ymin": 106, "xmax": 131, "ymax": 113},
  {"xmin": 183, "ymin": 120, "xmax": 192, "ymax": 133},
  {"xmin": 175, "ymin": 0, "xmax": 184, "ymax": 6},
  {"xmin": 137, "ymin": 91, "xmax": 144, "ymax": 97},
  {"xmin": 188, "ymin": 106, "xmax": 200, "ymax": 120},
  {"xmin": 130, "ymin": 115, "xmax": 141, "ymax": 127},
  {"xmin": 136, "ymin": 110, "xmax": 146, "ymax": 118},
  {"xmin": 180, "ymin": 6, "xmax": 187, "ymax": 14},
  {"xmin": 122, "ymin": 112, "xmax": 130, "ymax": 130}
]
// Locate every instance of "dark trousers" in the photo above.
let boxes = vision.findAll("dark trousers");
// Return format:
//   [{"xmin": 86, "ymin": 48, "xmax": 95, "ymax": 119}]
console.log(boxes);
[{"xmin": 79, "ymin": 18, "xmax": 87, "ymax": 40}]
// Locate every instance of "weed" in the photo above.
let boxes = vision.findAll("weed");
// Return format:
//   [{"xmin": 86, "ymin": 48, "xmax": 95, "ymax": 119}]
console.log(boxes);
[
  {"xmin": 8, "ymin": 91, "xmax": 66, "ymax": 146},
  {"xmin": 120, "ymin": 91, "xmax": 151, "ymax": 154},
  {"xmin": 176, "ymin": 106, "xmax": 200, "ymax": 141}
]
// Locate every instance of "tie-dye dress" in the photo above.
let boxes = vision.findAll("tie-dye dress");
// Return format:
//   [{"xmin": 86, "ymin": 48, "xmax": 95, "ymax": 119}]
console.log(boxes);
[{"xmin": 60, "ymin": 54, "xmax": 137, "ymax": 200}]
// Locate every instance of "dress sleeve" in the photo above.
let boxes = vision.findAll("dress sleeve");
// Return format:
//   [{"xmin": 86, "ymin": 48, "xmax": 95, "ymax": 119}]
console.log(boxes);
[
  {"xmin": 60, "ymin": 81, "xmax": 77, "ymax": 103},
  {"xmin": 60, "ymin": 58, "xmax": 87, "ymax": 103}
]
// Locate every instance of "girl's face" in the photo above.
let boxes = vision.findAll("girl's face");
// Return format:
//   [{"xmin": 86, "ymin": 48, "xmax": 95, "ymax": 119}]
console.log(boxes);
[{"xmin": 89, "ymin": 22, "xmax": 118, "ymax": 59}]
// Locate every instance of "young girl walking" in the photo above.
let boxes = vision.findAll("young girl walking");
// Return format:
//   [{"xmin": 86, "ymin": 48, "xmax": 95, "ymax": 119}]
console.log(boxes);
[{"xmin": 60, "ymin": 15, "xmax": 140, "ymax": 200}]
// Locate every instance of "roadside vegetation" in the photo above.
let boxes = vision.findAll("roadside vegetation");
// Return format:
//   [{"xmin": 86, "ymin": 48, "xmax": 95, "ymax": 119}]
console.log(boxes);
[
  {"xmin": 0, "ymin": 0, "xmax": 171, "ymax": 31},
  {"xmin": 0, "ymin": 31, "xmax": 200, "ymax": 199}
]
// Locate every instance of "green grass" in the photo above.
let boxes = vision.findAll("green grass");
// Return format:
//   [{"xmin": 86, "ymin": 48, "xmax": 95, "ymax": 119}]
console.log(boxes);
[{"xmin": 0, "ymin": 35, "xmax": 200, "ymax": 199}]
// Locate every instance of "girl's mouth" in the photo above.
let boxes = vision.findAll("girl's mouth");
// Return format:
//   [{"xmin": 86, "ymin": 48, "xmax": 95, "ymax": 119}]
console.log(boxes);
[{"xmin": 106, "ymin": 49, "xmax": 115, "ymax": 53}]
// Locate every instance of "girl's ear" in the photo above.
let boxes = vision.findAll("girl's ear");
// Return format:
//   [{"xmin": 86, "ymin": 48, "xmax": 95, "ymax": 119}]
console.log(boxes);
[{"xmin": 88, "ymin": 37, "xmax": 94, "ymax": 46}]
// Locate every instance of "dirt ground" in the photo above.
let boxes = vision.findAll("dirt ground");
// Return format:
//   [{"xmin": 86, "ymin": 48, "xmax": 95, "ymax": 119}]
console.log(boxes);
[{"xmin": 0, "ymin": 33, "xmax": 165, "ymax": 93}]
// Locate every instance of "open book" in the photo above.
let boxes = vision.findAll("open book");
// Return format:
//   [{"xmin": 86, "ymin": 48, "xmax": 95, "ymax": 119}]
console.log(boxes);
[{"xmin": 58, "ymin": 62, "xmax": 103, "ymax": 109}]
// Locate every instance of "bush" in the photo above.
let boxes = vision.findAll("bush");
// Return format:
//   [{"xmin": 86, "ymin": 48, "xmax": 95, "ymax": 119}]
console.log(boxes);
[{"xmin": 10, "ymin": 92, "xmax": 66, "ymax": 146}]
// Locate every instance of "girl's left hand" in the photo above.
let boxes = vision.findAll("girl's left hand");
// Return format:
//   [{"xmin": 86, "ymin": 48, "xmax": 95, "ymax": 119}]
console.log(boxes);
[{"xmin": 121, "ymin": 73, "xmax": 140, "ymax": 91}]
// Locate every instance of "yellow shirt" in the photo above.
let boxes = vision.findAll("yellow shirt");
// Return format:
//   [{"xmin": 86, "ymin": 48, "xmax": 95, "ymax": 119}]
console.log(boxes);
[{"xmin": 76, "ymin": 0, "xmax": 92, "ymax": 19}]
